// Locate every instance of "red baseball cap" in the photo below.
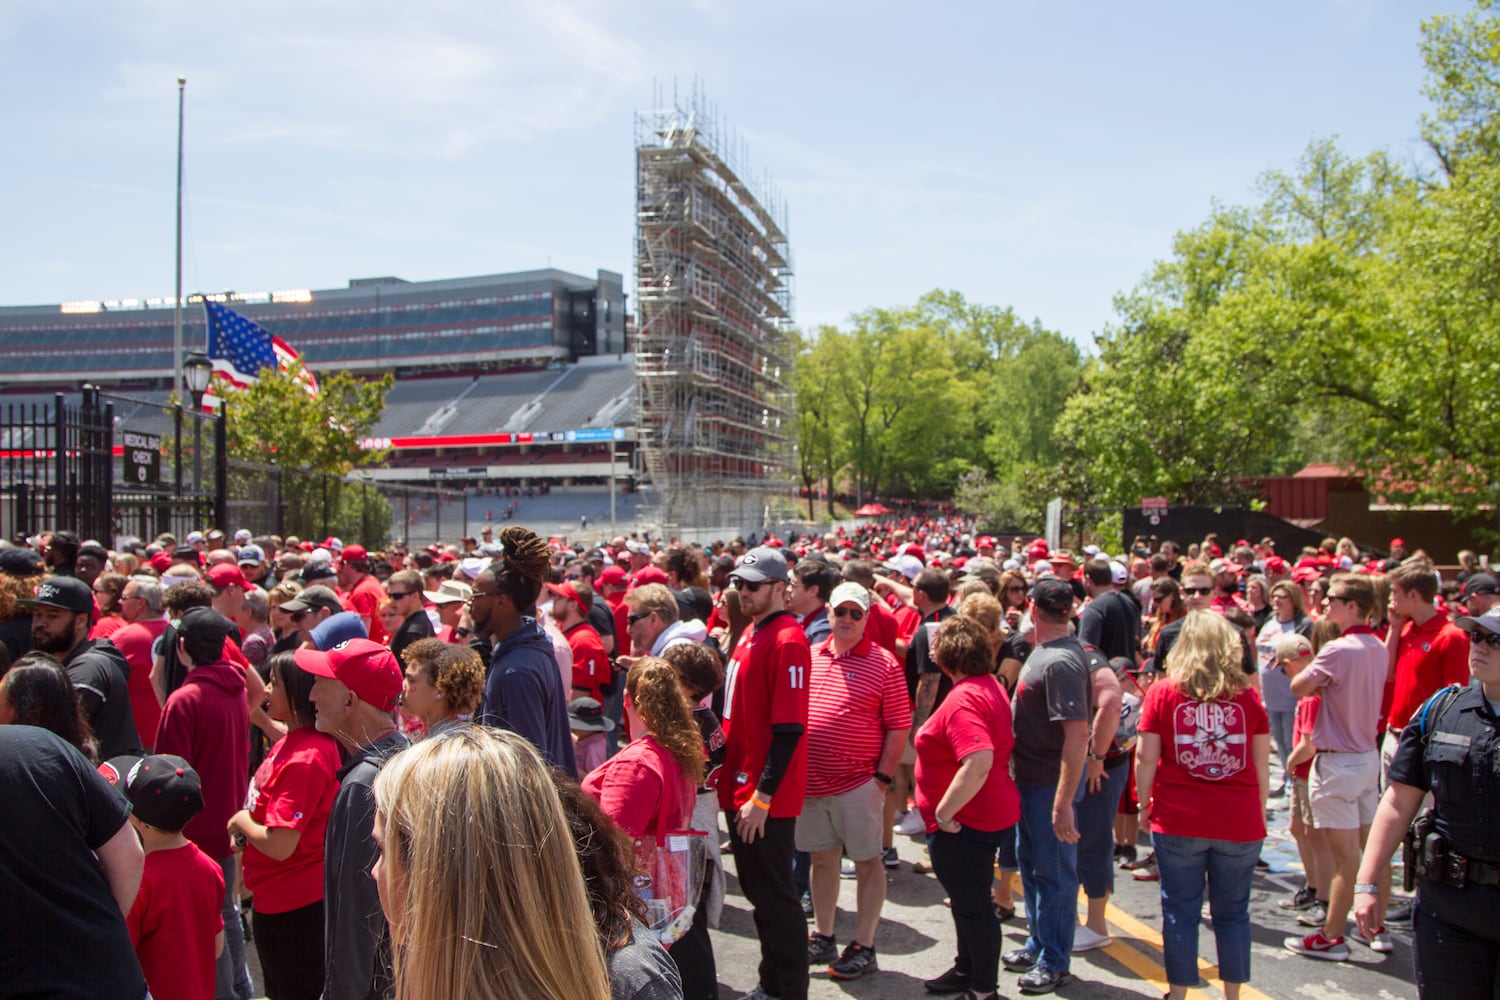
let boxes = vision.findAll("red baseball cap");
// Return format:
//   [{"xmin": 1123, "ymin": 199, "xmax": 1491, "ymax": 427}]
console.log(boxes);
[
  {"xmin": 294, "ymin": 638, "xmax": 402, "ymax": 712},
  {"xmin": 631, "ymin": 566, "xmax": 670, "ymax": 588},
  {"xmin": 206, "ymin": 563, "xmax": 249, "ymax": 590},
  {"xmin": 597, "ymin": 565, "xmax": 628, "ymax": 587},
  {"xmin": 764, "ymin": 537, "xmax": 784, "ymax": 548},
  {"xmin": 902, "ymin": 543, "xmax": 925, "ymax": 559},
  {"xmin": 544, "ymin": 581, "xmax": 587, "ymax": 610},
  {"xmin": 975, "ymin": 536, "xmax": 996, "ymax": 549},
  {"xmin": 149, "ymin": 551, "xmax": 173, "ymax": 573},
  {"xmin": 340, "ymin": 544, "xmax": 369, "ymax": 564}
]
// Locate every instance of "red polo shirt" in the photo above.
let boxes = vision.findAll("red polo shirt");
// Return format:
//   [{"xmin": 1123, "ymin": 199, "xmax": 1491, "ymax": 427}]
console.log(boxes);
[{"xmin": 1387, "ymin": 611, "xmax": 1470, "ymax": 731}]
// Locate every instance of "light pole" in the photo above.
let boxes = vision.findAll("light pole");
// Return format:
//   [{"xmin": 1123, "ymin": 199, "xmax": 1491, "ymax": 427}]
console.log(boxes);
[
  {"xmin": 184, "ymin": 351, "xmax": 212, "ymax": 510},
  {"xmin": 174, "ymin": 76, "xmax": 187, "ymax": 402}
]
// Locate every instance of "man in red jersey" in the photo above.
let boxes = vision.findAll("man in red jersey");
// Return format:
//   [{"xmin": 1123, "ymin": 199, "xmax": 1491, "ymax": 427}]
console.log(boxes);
[
  {"xmin": 336, "ymin": 545, "xmax": 388, "ymax": 646},
  {"xmin": 720, "ymin": 545, "xmax": 811, "ymax": 1000},
  {"xmin": 545, "ymin": 580, "xmax": 610, "ymax": 704},
  {"xmin": 799, "ymin": 582, "xmax": 909, "ymax": 982}
]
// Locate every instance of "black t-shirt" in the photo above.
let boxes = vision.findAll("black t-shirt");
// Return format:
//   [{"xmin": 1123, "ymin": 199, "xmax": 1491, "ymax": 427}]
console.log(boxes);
[
  {"xmin": 65, "ymin": 638, "xmax": 143, "ymax": 759},
  {"xmin": 693, "ymin": 705, "xmax": 727, "ymax": 793},
  {"xmin": 587, "ymin": 595, "xmax": 617, "ymax": 657},
  {"xmin": 390, "ymin": 610, "xmax": 435, "ymax": 665},
  {"xmin": 0, "ymin": 726, "xmax": 146, "ymax": 999},
  {"xmin": 1077, "ymin": 590, "xmax": 1141, "ymax": 661},
  {"xmin": 906, "ymin": 605, "xmax": 957, "ymax": 709}
]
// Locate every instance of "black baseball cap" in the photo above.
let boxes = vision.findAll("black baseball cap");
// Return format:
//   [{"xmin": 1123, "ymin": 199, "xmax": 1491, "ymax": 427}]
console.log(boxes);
[
  {"xmin": 0, "ymin": 547, "xmax": 43, "ymax": 576},
  {"xmin": 178, "ymin": 606, "xmax": 234, "ymax": 645},
  {"xmin": 104, "ymin": 754, "xmax": 204, "ymax": 832},
  {"xmin": 1463, "ymin": 573, "xmax": 1499, "ymax": 600},
  {"xmin": 18, "ymin": 576, "xmax": 94, "ymax": 616},
  {"xmin": 1030, "ymin": 577, "xmax": 1076, "ymax": 618}
]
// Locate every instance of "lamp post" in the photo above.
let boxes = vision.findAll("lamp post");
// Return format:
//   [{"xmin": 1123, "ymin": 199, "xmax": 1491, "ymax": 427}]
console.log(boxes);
[{"xmin": 184, "ymin": 351, "xmax": 212, "ymax": 507}]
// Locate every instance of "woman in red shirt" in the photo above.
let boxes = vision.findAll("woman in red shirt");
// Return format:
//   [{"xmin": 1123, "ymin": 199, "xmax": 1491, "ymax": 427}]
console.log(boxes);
[
  {"xmin": 582, "ymin": 656, "xmax": 709, "ymax": 994},
  {"xmin": 914, "ymin": 615, "xmax": 1021, "ymax": 1000},
  {"xmin": 227, "ymin": 651, "xmax": 341, "ymax": 1000},
  {"xmin": 1137, "ymin": 611, "xmax": 1270, "ymax": 1000}
]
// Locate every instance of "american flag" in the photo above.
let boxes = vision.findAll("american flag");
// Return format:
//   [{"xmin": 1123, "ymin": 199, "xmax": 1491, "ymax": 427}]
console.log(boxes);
[{"xmin": 203, "ymin": 301, "xmax": 320, "ymax": 397}]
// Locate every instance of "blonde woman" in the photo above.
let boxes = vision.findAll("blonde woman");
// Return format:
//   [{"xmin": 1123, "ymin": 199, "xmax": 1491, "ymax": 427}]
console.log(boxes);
[
  {"xmin": 372, "ymin": 727, "xmax": 612, "ymax": 1000},
  {"xmin": 1136, "ymin": 611, "xmax": 1270, "ymax": 1000}
]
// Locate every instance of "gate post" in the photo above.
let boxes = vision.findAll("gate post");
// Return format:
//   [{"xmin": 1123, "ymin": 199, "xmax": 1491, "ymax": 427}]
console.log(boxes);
[
  {"xmin": 53, "ymin": 393, "xmax": 67, "ymax": 530},
  {"xmin": 214, "ymin": 403, "xmax": 228, "ymax": 533}
]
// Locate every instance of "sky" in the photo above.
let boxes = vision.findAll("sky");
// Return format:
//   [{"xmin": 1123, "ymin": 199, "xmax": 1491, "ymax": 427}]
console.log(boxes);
[{"xmin": 0, "ymin": 1, "xmax": 1463, "ymax": 349}]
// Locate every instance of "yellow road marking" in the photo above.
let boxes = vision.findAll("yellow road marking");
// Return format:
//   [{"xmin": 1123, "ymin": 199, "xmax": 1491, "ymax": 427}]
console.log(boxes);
[{"xmin": 1094, "ymin": 891, "xmax": 1278, "ymax": 1000}]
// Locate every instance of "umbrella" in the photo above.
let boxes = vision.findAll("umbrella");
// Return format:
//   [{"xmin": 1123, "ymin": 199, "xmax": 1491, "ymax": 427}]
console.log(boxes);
[{"xmin": 854, "ymin": 502, "xmax": 892, "ymax": 517}]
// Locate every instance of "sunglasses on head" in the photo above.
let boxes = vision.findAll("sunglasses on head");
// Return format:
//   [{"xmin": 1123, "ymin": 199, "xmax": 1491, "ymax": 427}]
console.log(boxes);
[
  {"xmin": 833, "ymin": 606, "xmax": 864, "ymax": 621},
  {"xmin": 730, "ymin": 578, "xmax": 768, "ymax": 592}
]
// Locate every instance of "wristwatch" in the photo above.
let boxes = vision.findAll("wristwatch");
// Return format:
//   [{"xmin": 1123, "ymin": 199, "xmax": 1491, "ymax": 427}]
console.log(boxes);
[
  {"xmin": 1353, "ymin": 883, "xmax": 1379, "ymax": 895},
  {"xmin": 874, "ymin": 771, "xmax": 893, "ymax": 786}
]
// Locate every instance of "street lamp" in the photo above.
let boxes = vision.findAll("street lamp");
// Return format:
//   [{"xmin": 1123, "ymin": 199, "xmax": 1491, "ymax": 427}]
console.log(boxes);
[{"xmin": 184, "ymin": 350, "xmax": 212, "ymax": 498}]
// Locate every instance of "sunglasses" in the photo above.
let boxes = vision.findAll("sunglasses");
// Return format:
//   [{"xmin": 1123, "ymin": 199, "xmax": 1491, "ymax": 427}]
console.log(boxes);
[
  {"xmin": 628, "ymin": 611, "xmax": 653, "ymax": 625},
  {"xmin": 833, "ymin": 606, "xmax": 865, "ymax": 621},
  {"xmin": 386, "ymin": 591, "xmax": 414, "ymax": 600},
  {"xmin": 1181, "ymin": 586, "xmax": 1213, "ymax": 596},
  {"xmin": 730, "ymin": 578, "xmax": 768, "ymax": 592},
  {"xmin": 1325, "ymin": 594, "xmax": 1353, "ymax": 605},
  {"xmin": 291, "ymin": 610, "xmax": 310, "ymax": 622},
  {"xmin": 1470, "ymin": 631, "xmax": 1500, "ymax": 650}
]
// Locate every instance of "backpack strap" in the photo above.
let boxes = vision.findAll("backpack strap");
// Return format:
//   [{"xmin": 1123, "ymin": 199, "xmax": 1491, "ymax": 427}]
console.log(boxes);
[{"xmin": 1417, "ymin": 683, "xmax": 1467, "ymax": 747}]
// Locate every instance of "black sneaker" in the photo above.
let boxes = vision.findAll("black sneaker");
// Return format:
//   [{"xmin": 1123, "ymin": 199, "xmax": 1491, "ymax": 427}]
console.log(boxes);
[
  {"xmin": 1001, "ymin": 946, "xmax": 1039, "ymax": 972},
  {"xmin": 923, "ymin": 966, "xmax": 972, "ymax": 993},
  {"xmin": 1018, "ymin": 965, "xmax": 1071, "ymax": 995},
  {"xmin": 828, "ymin": 942, "xmax": 877, "ymax": 980},
  {"xmin": 882, "ymin": 845, "xmax": 900, "ymax": 869},
  {"xmin": 1255, "ymin": 856, "xmax": 1271, "ymax": 872},
  {"xmin": 1386, "ymin": 899, "xmax": 1414, "ymax": 926},
  {"xmin": 1278, "ymin": 885, "xmax": 1317, "ymax": 911},
  {"xmin": 1113, "ymin": 843, "xmax": 1137, "ymax": 865},
  {"xmin": 807, "ymin": 932, "xmax": 837, "ymax": 965}
]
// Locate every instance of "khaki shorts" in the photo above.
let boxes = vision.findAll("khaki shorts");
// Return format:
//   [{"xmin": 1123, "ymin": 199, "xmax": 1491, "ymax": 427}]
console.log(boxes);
[
  {"xmin": 1309, "ymin": 749, "xmax": 1380, "ymax": 830},
  {"xmin": 795, "ymin": 779, "xmax": 885, "ymax": 861},
  {"xmin": 1291, "ymin": 777, "xmax": 1314, "ymax": 829}
]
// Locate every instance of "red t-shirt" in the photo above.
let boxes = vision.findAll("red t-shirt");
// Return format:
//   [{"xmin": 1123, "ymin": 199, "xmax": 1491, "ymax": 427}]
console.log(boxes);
[
  {"xmin": 890, "ymin": 600, "xmax": 921, "ymax": 646},
  {"xmin": 582, "ymin": 734, "xmax": 692, "ymax": 842},
  {"xmin": 242, "ymin": 726, "xmax": 341, "ymax": 913},
  {"xmin": 1292, "ymin": 695, "xmax": 1321, "ymax": 781},
  {"xmin": 864, "ymin": 598, "xmax": 901, "ymax": 658},
  {"xmin": 914, "ymin": 674, "xmax": 1021, "ymax": 834},
  {"xmin": 343, "ymin": 575, "xmax": 389, "ymax": 645},
  {"xmin": 113, "ymin": 618, "xmax": 169, "ymax": 750},
  {"xmin": 127, "ymin": 842, "xmax": 225, "ymax": 1000},
  {"xmin": 719, "ymin": 611, "xmax": 811, "ymax": 817},
  {"xmin": 607, "ymin": 592, "xmax": 631, "ymax": 655},
  {"xmin": 1140, "ymin": 680, "xmax": 1268, "ymax": 842},
  {"xmin": 565, "ymin": 622, "xmax": 610, "ymax": 703},
  {"xmin": 89, "ymin": 614, "xmax": 126, "ymax": 641},
  {"xmin": 1387, "ymin": 614, "xmax": 1470, "ymax": 731},
  {"xmin": 806, "ymin": 636, "xmax": 911, "ymax": 797}
]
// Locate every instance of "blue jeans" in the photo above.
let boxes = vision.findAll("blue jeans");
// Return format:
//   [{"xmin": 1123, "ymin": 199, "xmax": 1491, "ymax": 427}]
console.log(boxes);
[
  {"xmin": 214, "ymin": 855, "xmax": 252, "ymax": 999},
  {"xmin": 1077, "ymin": 763, "xmax": 1130, "ymax": 899},
  {"xmin": 1267, "ymin": 710, "xmax": 1294, "ymax": 781},
  {"xmin": 929, "ymin": 825, "xmax": 1011, "ymax": 993},
  {"xmin": 1152, "ymin": 833, "xmax": 1261, "ymax": 987},
  {"xmin": 1016, "ymin": 781, "xmax": 1080, "ymax": 974}
]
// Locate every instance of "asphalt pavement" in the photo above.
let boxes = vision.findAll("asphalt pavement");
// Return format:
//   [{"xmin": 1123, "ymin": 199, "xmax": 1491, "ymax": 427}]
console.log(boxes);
[{"xmin": 709, "ymin": 794, "xmax": 1421, "ymax": 1000}]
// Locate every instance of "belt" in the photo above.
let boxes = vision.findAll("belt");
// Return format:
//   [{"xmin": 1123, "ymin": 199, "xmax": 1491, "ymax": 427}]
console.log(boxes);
[
  {"xmin": 1422, "ymin": 853, "xmax": 1500, "ymax": 888},
  {"xmin": 1315, "ymin": 747, "xmax": 1376, "ymax": 754}
]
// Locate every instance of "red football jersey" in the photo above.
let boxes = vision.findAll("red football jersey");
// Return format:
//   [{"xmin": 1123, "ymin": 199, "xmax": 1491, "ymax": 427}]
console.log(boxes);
[{"xmin": 719, "ymin": 611, "xmax": 811, "ymax": 818}]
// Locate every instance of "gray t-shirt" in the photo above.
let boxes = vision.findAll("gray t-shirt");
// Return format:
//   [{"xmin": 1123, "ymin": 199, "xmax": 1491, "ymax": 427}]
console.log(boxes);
[
  {"xmin": 608, "ymin": 919, "xmax": 684, "ymax": 1000},
  {"xmin": 1011, "ymin": 635, "xmax": 1093, "ymax": 786}
]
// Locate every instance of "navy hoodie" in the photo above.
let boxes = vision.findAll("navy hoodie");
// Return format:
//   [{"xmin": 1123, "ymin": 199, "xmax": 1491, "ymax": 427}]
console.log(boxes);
[{"xmin": 478, "ymin": 619, "xmax": 577, "ymax": 777}]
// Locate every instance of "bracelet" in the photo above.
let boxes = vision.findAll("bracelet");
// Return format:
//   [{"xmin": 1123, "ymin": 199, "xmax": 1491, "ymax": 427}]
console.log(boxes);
[
  {"xmin": 750, "ymin": 793, "xmax": 771, "ymax": 811},
  {"xmin": 1353, "ymin": 883, "xmax": 1379, "ymax": 895},
  {"xmin": 873, "ymin": 771, "xmax": 892, "ymax": 786},
  {"xmin": 1087, "ymin": 751, "xmax": 1107, "ymax": 761}
]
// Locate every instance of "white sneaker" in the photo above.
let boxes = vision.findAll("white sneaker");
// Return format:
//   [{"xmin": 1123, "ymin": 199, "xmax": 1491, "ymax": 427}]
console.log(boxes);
[
  {"xmin": 895, "ymin": 811, "xmax": 926, "ymax": 836},
  {"xmin": 1073, "ymin": 925, "xmax": 1112, "ymax": 952},
  {"xmin": 1348, "ymin": 924, "xmax": 1395, "ymax": 954}
]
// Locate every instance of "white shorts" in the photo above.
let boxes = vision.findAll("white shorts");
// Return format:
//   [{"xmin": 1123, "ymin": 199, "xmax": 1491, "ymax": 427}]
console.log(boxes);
[{"xmin": 1309, "ymin": 749, "xmax": 1380, "ymax": 830}]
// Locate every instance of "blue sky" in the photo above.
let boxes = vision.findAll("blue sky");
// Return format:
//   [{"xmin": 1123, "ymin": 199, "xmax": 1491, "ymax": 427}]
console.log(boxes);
[{"xmin": 0, "ymin": 1, "xmax": 1460, "ymax": 348}]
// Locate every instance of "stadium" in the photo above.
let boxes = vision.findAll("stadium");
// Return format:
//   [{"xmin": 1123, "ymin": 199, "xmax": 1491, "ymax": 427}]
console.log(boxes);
[{"xmin": 0, "ymin": 93, "xmax": 796, "ymax": 544}]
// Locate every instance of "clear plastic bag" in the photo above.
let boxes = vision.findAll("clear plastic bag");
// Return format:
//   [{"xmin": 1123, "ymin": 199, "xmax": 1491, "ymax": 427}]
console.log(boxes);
[{"xmin": 636, "ymin": 829, "xmax": 709, "ymax": 948}]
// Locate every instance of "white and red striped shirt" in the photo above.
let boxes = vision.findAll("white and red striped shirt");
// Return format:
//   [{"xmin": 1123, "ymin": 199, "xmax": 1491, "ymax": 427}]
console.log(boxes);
[{"xmin": 805, "ymin": 635, "xmax": 912, "ymax": 797}]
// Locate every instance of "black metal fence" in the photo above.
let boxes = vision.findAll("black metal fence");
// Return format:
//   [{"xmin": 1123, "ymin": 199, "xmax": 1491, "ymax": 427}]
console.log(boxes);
[{"xmin": 1, "ymin": 387, "xmax": 463, "ymax": 548}]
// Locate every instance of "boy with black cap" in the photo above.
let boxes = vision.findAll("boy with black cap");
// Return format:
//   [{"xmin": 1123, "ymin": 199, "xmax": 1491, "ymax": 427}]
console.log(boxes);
[{"xmin": 104, "ymin": 753, "xmax": 226, "ymax": 1000}]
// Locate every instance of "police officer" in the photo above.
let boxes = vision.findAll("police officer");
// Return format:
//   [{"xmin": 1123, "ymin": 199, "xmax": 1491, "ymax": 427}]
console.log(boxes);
[{"xmin": 1355, "ymin": 605, "xmax": 1494, "ymax": 998}]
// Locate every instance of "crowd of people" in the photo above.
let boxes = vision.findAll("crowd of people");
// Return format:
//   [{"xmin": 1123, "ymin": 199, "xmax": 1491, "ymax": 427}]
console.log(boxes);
[{"xmin": 0, "ymin": 516, "xmax": 1494, "ymax": 999}]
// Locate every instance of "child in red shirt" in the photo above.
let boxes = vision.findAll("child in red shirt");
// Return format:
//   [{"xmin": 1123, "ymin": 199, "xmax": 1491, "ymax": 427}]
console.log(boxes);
[
  {"xmin": 106, "ymin": 753, "xmax": 226, "ymax": 1000},
  {"xmin": 1277, "ymin": 633, "xmax": 1334, "ymax": 918}
]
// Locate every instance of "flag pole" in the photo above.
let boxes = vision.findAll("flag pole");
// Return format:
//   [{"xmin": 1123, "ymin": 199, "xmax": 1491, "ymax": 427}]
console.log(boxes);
[{"xmin": 173, "ymin": 76, "xmax": 186, "ymax": 401}]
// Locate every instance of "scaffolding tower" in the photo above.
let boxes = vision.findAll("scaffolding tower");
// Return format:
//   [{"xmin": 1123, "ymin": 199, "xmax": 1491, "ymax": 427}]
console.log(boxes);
[{"xmin": 634, "ymin": 85, "xmax": 795, "ymax": 538}]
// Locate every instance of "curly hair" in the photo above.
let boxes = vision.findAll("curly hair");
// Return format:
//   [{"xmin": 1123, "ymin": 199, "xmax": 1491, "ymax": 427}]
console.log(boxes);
[
  {"xmin": 401, "ymin": 638, "xmax": 485, "ymax": 716},
  {"xmin": 548, "ymin": 770, "xmax": 649, "ymax": 951},
  {"xmin": 626, "ymin": 657, "xmax": 705, "ymax": 787},
  {"xmin": 0, "ymin": 571, "xmax": 43, "ymax": 621},
  {"xmin": 932, "ymin": 614, "xmax": 994, "ymax": 677},
  {"xmin": 662, "ymin": 641, "xmax": 723, "ymax": 701}
]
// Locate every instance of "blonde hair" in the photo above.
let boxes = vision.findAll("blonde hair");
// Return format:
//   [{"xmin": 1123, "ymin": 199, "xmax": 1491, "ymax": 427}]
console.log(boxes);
[
  {"xmin": 373, "ymin": 728, "xmax": 611, "ymax": 1000},
  {"xmin": 1162, "ymin": 610, "xmax": 1248, "ymax": 703},
  {"xmin": 957, "ymin": 592, "xmax": 1004, "ymax": 637},
  {"xmin": 625, "ymin": 657, "xmax": 705, "ymax": 787}
]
